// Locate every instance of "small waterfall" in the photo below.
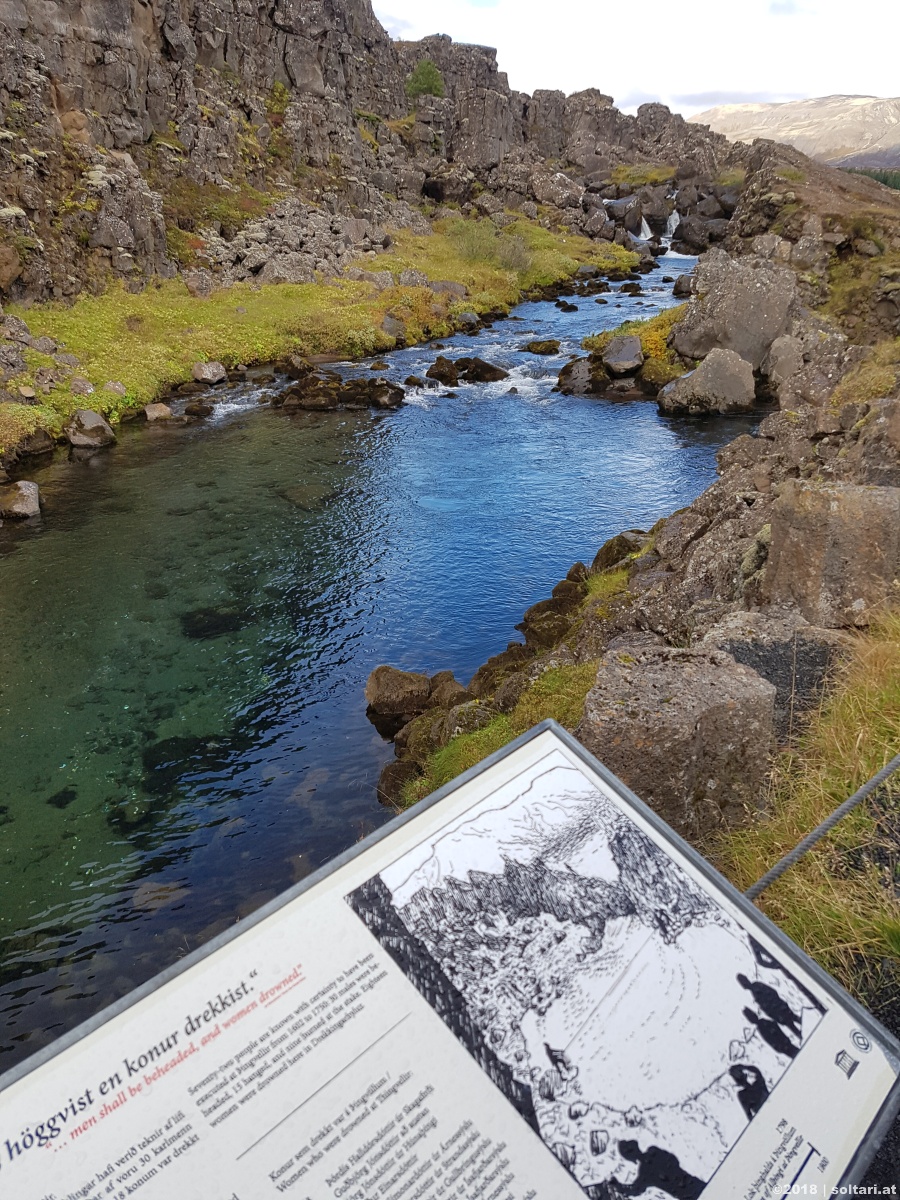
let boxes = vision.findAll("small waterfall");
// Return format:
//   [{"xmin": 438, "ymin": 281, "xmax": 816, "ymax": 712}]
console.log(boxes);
[
  {"xmin": 665, "ymin": 210, "xmax": 681, "ymax": 238},
  {"xmin": 639, "ymin": 217, "xmax": 653, "ymax": 241}
]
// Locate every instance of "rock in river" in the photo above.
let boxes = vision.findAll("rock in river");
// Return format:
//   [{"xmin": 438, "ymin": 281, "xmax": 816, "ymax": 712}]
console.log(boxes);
[
  {"xmin": 192, "ymin": 361, "xmax": 227, "ymax": 385},
  {"xmin": 0, "ymin": 480, "xmax": 40, "ymax": 518},
  {"xmin": 602, "ymin": 335, "xmax": 644, "ymax": 377},
  {"xmin": 657, "ymin": 348, "xmax": 755, "ymax": 416},
  {"xmin": 64, "ymin": 409, "xmax": 116, "ymax": 448}
]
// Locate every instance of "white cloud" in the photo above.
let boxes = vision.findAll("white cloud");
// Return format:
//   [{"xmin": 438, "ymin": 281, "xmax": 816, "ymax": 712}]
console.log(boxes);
[{"xmin": 373, "ymin": 0, "xmax": 897, "ymax": 117}]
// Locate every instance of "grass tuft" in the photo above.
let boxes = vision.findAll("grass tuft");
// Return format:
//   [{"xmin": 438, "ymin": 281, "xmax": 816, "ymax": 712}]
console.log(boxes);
[
  {"xmin": 713, "ymin": 610, "xmax": 900, "ymax": 993},
  {"xmin": 401, "ymin": 662, "xmax": 599, "ymax": 806},
  {"xmin": 583, "ymin": 305, "xmax": 686, "ymax": 368}
]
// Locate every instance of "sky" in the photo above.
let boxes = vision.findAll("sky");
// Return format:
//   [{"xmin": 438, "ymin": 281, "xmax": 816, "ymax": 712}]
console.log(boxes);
[{"xmin": 372, "ymin": 0, "xmax": 897, "ymax": 117}]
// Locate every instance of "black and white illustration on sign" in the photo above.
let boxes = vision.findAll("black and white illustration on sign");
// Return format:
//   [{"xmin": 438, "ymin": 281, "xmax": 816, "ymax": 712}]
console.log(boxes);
[{"xmin": 346, "ymin": 749, "xmax": 827, "ymax": 1198}]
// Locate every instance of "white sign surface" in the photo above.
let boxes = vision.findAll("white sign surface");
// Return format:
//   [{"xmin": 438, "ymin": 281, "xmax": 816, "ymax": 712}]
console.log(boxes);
[{"xmin": 1, "ymin": 726, "xmax": 897, "ymax": 1200}]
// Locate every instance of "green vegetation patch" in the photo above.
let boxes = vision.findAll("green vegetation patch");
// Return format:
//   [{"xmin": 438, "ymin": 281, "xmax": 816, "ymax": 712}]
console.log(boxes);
[
  {"xmin": 713, "ymin": 610, "xmax": 900, "ymax": 998},
  {"xmin": 401, "ymin": 662, "xmax": 599, "ymax": 806},
  {"xmin": 580, "ymin": 304, "xmax": 686, "ymax": 364},
  {"xmin": 405, "ymin": 60, "xmax": 445, "ymax": 100},
  {"xmin": 846, "ymin": 168, "xmax": 900, "ymax": 192},
  {"xmin": 610, "ymin": 163, "xmax": 676, "ymax": 187},
  {"xmin": 2, "ymin": 217, "xmax": 629, "ymax": 454},
  {"xmin": 828, "ymin": 338, "xmax": 900, "ymax": 409},
  {"xmin": 823, "ymin": 247, "xmax": 900, "ymax": 340}
]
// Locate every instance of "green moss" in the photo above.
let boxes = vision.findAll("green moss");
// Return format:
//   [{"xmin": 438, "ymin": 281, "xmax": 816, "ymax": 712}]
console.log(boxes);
[
  {"xmin": 828, "ymin": 339, "xmax": 900, "ymax": 408},
  {"xmin": 2, "ymin": 216, "xmax": 620, "ymax": 455},
  {"xmin": 266, "ymin": 81, "xmax": 291, "ymax": 117},
  {"xmin": 584, "ymin": 566, "xmax": 630, "ymax": 605},
  {"xmin": 401, "ymin": 662, "xmax": 599, "ymax": 806},
  {"xmin": 610, "ymin": 163, "xmax": 676, "ymax": 187},
  {"xmin": 715, "ymin": 167, "xmax": 746, "ymax": 188},
  {"xmin": 583, "ymin": 304, "xmax": 685, "ymax": 365},
  {"xmin": 159, "ymin": 178, "xmax": 275, "ymax": 238}
]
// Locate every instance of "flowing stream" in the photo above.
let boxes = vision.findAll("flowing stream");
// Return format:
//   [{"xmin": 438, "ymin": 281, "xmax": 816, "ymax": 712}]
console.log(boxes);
[{"xmin": 0, "ymin": 254, "xmax": 757, "ymax": 1068}]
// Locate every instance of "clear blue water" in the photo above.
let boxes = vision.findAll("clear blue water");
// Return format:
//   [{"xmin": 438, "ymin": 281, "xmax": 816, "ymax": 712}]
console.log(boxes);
[{"xmin": 0, "ymin": 256, "xmax": 757, "ymax": 1068}]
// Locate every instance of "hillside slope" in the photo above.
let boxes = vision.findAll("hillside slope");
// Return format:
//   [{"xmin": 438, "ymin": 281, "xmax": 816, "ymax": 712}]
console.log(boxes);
[{"xmin": 691, "ymin": 95, "xmax": 900, "ymax": 169}]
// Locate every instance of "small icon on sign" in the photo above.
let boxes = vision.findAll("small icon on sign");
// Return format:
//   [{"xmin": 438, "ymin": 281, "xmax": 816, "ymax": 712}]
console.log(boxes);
[
  {"xmin": 851, "ymin": 1029, "xmax": 872, "ymax": 1053},
  {"xmin": 835, "ymin": 1050, "xmax": 859, "ymax": 1078}
]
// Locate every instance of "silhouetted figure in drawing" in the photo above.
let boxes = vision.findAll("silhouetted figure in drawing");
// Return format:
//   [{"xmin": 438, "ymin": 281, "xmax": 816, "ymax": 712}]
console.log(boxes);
[
  {"xmin": 748, "ymin": 936, "xmax": 826, "ymax": 1013},
  {"xmin": 737, "ymin": 973, "xmax": 802, "ymax": 1038},
  {"xmin": 729, "ymin": 1064, "xmax": 770, "ymax": 1121},
  {"xmin": 612, "ymin": 1140, "xmax": 705, "ymax": 1200},
  {"xmin": 744, "ymin": 1007, "xmax": 798, "ymax": 1059}
]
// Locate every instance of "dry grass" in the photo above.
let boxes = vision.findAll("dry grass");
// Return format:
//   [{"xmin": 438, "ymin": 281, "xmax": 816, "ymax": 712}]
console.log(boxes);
[
  {"xmin": 828, "ymin": 337, "xmax": 900, "ymax": 409},
  {"xmin": 713, "ymin": 610, "xmax": 900, "ymax": 993}
]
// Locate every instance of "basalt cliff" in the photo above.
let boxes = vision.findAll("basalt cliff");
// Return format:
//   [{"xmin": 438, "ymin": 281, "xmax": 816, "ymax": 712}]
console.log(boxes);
[{"xmin": 0, "ymin": 0, "xmax": 736, "ymax": 305}]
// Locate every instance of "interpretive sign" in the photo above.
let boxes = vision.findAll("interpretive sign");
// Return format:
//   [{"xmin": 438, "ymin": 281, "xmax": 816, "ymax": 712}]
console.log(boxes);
[{"xmin": 1, "ymin": 722, "xmax": 899, "ymax": 1199}]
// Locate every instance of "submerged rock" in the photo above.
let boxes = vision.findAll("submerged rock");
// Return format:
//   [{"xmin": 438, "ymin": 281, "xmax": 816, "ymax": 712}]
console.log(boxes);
[{"xmin": 179, "ymin": 606, "xmax": 252, "ymax": 640}]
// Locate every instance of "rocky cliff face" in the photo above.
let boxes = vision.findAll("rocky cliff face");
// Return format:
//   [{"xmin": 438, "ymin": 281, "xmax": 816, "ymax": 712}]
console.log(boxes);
[
  {"xmin": 692, "ymin": 95, "xmax": 900, "ymax": 169},
  {"xmin": 0, "ymin": 0, "xmax": 737, "ymax": 304}
]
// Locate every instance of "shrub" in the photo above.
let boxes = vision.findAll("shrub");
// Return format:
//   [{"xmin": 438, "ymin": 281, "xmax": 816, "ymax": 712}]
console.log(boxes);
[{"xmin": 405, "ymin": 60, "xmax": 445, "ymax": 100}]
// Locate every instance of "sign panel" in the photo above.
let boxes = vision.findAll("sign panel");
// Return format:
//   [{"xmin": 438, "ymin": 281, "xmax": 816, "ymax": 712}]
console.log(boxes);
[{"xmin": 1, "ymin": 723, "xmax": 898, "ymax": 1199}]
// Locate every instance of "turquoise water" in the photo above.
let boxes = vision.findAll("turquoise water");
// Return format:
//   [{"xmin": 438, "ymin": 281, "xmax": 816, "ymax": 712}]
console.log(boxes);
[{"xmin": 0, "ymin": 257, "xmax": 756, "ymax": 1067}]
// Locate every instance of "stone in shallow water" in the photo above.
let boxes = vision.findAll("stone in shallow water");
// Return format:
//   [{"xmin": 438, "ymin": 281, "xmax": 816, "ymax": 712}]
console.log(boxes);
[
  {"xmin": 46, "ymin": 786, "xmax": 77, "ymax": 810},
  {"xmin": 0, "ymin": 480, "xmax": 40, "ymax": 518},
  {"xmin": 179, "ymin": 605, "xmax": 252, "ymax": 639}
]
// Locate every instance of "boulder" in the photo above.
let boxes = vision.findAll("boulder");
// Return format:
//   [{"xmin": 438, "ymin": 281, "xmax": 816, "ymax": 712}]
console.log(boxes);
[
  {"xmin": 531, "ymin": 171, "xmax": 585, "ymax": 209},
  {"xmin": 192, "ymin": 361, "xmax": 227, "ymax": 385},
  {"xmin": 670, "ymin": 248, "xmax": 799, "ymax": 370},
  {"xmin": 183, "ymin": 269, "xmax": 215, "ymax": 299},
  {"xmin": 762, "ymin": 480, "xmax": 900, "ymax": 627},
  {"xmin": 575, "ymin": 646, "xmax": 776, "ymax": 838},
  {"xmin": 365, "ymin": 665, "xmax": 432, "ymax": 717},
  {"xmin": 0, "ymin": 480, "xmax": 40, "ymax": 519},
  {"xmin": 700, "ymin": 611, "xmax": 849, "ymax": 742},
  {"xmin": 430, "ymin": 280, "xmax": 468, "ymax": 300},
  {"xmin": 592, "ymin": 529, "xmax": 648, "ymax": 572},
  {"xmin": 425, "ymin": 356, "xmax": 459, "ymax": 386},
  {"xmin": 64, "ymin": 409, "xmax": 116, "ymax": 448},
  {"xmin": 459, "ymin": 358, "xmax": 509, "ymax": 383},
  {"xmin": 657, "ymin": 348, "xmax": 755, "ymax": 416},
  {"xmin": 602, "ymin": 336, "xmax": 644, "ymax": 377},
  {"xmin": 185, "ymin": 400, "xmax": 214, "ymax": 418},
  {"xmin": 523, "ymin": 340, "xmax": 560, "ymax": 355},
  {"xmin": 673, "ymin": 274, "xmax": 693, "ymax": 298},
  {"xmin": 70, "ymin": 376, "xmax": 95, "ymax": 396},
  {"xmin": 144, "ymin": 403, "xmax": 173, "ymax": 421},
  {"xmin": 558, "ymin": 357, "xmax": 608, "ymax": 395},
  {"xmin": 671, "ymin": 216, "xmax": 710, "ymax": 253}
]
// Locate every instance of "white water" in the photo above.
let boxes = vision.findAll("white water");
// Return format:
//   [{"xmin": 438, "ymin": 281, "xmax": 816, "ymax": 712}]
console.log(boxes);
[
  {"xmin": 665, "ymin": 209, "xmax": 681, "ymax": 238},
  {"xmin": 639, "ymin": 217, "xmax": 653, "ymax": 241}
]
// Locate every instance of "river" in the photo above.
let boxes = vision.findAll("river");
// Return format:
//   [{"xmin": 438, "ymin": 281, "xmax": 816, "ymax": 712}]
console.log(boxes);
[{"xmin": 0, "ymin": 254, "xmax": 758, "ymax": 1068}]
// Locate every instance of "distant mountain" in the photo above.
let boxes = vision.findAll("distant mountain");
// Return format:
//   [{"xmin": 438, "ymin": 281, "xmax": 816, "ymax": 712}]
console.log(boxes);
[{"xmin": 690, "ymin": 95, "xmax": 900, "ymax": 169}]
